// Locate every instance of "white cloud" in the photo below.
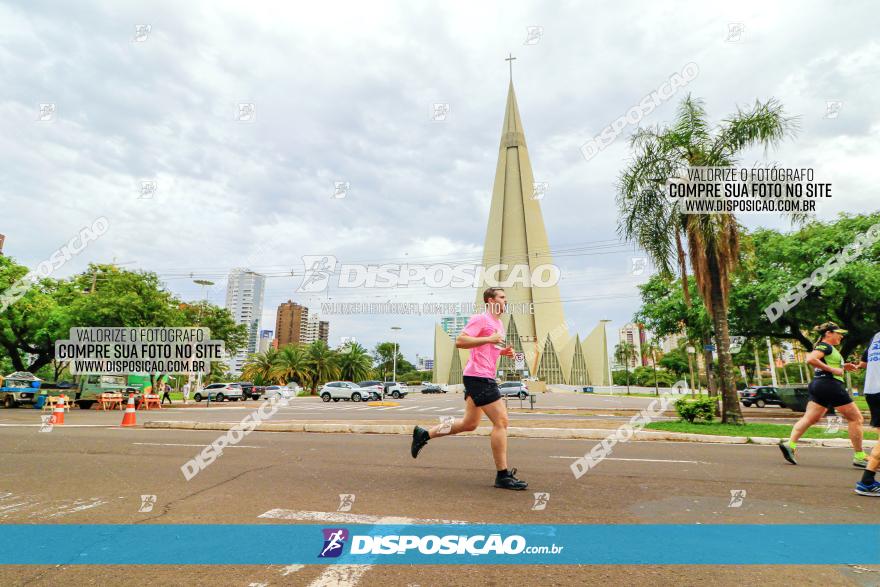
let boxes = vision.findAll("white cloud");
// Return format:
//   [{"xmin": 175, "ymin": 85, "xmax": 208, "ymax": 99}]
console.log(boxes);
[{"xmin": 1, "ymin": 0, "xmax": 877, "ymax": 359}]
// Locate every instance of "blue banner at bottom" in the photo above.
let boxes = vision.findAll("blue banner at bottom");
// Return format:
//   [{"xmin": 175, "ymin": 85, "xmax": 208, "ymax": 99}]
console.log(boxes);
[{"xmin": 2, "ymin": 524, "xmax": 879, "ymax": 565}]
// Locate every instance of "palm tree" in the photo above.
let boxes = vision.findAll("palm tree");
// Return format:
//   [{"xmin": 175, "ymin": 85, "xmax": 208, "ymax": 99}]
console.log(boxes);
[
  {"xmin": 618, "ymin": 94, "xmax": 798, "ymax": 424},
  {"xmin": 614, "ymin": 342, "xmax": 636, "ymax": 394},
  {"xmin": 270, "ymin": 344, "xmax": 311, "ymax": 388},
  {"xmin": 645, "ymin": 338, "xmax": 662, "ymax": 396},
  {"xmin": 306, "ymin": 340, "xmax": 339, "ymax": 393},
  {"xmin": 241, "ymin": 348, "xmax": 279, "ymax": 385},
  {"xmin": 336, "ymin": 342, "xmax": 373, "ymax": 382},
  {"xmin": 204, "ymin": 360, "xmax": 230, "ymax": 385}
]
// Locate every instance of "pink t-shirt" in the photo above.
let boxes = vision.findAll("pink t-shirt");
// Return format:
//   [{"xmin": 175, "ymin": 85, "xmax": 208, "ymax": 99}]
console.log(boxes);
[{"xmin": 461, "ymin": 312, "xmax": 504, "ymax": 379}]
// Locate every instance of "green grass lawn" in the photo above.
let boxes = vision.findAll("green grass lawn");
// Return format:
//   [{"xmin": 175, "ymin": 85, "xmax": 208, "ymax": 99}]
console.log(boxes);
[{"xmin": 645, "ymin": 420, "xmax": 878, "ymax": 440}]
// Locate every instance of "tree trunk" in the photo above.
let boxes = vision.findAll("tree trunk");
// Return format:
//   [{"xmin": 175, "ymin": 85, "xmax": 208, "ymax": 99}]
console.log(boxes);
[
  {"xmin": 651, "ymin": 349, "xmax": 659, "ymax": 396},
  {"xmin": 677, "ymin": 233, "xmax": 718, "ymax": 396},
  {"xmin": 709, "ymin": 277, "xmax": 744, "ymax": 424}
]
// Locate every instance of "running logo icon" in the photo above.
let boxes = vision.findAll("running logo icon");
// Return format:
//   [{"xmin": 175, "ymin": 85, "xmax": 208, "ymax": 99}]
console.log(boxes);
[
  {"xmin": 319, "ymin": 528, "xmax": 349, "ymax": 558},
  {"xmin": 337, "ymin": 494, "xmax": 355, "ymax": 512},
  {"xmin": 139, "ymin": 495, "xmax": 157, "ymax": 513},
  {"xmin": 531, "ymin": 492, "xmax": 550, "ymax": 511},
  {"xmin": 298, "ymin": 255, "xmax": 338, "ymax": 293},
  {"xmin": 728, "ymin": 489, "xmax": 747, "ymax": 508}
]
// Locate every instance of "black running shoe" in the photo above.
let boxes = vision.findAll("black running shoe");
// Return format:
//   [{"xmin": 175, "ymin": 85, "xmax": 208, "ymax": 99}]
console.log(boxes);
[
  {"xmin": 778, "ymin": 439, "xmax": 797, "ymax": 465},
  {"xmin": 494, "ymin": 468, "xmax": 528, "ymax": 490},
  {"xmin": 411, "ymin": 426, "xmax": 430, "ymax": 458}
]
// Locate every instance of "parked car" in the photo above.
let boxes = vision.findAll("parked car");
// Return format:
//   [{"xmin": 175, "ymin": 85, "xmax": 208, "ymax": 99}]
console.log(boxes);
[
  {"xmin": 498, "ymin": 381, "xmax": 529, "ymax": 399},
  {"xmin": 421, "ymin": 383, "xmax": 446, "ymax": 394},
  {"xmin": 382, "ymin": 382, "xmax": 409, "ymax": 399},
  {"xmin": 194, "ymin": 382, "xmax": 243, "ymax": 402},
  {"xmin": 319, "ymin": 381, "xmax": 377, "ymax": 403},
  {"xmin": 740, "ymin": 386, "xmax": 784, "ymax": 408},
  {"xmin": 262, "ymin": 385, "xmax": 293, "ymax": 401},
  {"xmin": 356, "ymin": 380, "xmax": 385, "ymax": 400},
  {"xmin": 234, "ymin": 381, "xmax": 259, "ymax": 400}
]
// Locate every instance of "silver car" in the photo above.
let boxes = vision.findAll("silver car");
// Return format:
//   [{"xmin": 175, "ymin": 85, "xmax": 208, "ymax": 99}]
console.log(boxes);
[
  {"xmin": 319, "ymin": 381, "xmax": 380, "ymax": 403},
  {"xmin": 194, "ymin": 382, "xmax": 243, "ymax": 402},
  {"xmin": 498, "ymin": 381, "xmax": 529, "ymax": 399}
]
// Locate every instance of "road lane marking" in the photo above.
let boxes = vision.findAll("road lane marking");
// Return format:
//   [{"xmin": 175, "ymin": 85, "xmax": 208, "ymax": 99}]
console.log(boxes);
[
  {"xmin": 397, "ymin": 407, "xmax": 420, "ymax": 411},
  {"xmin": 0, "ymin": 424, "xmax": 116, "ymax": 427},
  {"xmin": 549, "ymin": 456, "xmax": 703, "ymax": 463},
  {"xmin": 257, "ymin": 509, "xmax": 468, "ymax": 525},
  {"xmin": 132, "ymin": 442, "xmax": 261, "ymax": 448},
  {"xmin": 437, "ymin": 407, "xmax": 457, "ymax": 412},
  {"xmin": 280, "ymin": 564, "xmax": 304, "ymax": 576},
  {"xmin": 308, "ymin": 565, "xmax": 373, "ymax": 587},
  {"xmin": 45, "ymin": 498, "xmax": 107, "ymax": 518}
]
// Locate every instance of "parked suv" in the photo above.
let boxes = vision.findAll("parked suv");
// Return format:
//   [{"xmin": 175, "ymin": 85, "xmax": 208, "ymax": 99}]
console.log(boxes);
[
  {"xmin": 740, "ymin": 386, "xmax": 784, "ymax": 408},
  {"xmin": 356, "ymin": 380, "xmax": 385, "ymax": 399},
  {"xmin": 194, "ymin": 382, "xmax": 243, "ymax": 402},
  {"xmin": 498, "ymin": 381, "xmax": 529, "ymax": 399},
  {"xmin": 382, "ymin": 382, "xmax": 408, "ymax": 399},
  {"xmin": 320, "ymin": 381, "xmax": 379, "ymax": 402}
]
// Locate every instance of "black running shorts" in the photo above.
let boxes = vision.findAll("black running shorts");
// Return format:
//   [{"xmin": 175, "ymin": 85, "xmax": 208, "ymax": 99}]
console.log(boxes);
[
  {"xmin": 866, "ymin": 393, "xmax": 880, "ymax": 428},
  {"xmin": 463, "ymin": 376, "xmax": 502, "ymax": 407},
  {"xmin": 808, "ymin": 376, "xmax": 853, "ymax": 409}
]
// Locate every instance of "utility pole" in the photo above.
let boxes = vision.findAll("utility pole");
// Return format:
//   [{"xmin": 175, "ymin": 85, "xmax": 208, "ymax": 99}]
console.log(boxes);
[
  {"xmin": 391, "ymin": 326, "xmax": 401, "ymax": 384},
  {"xmin": 766, "ymin": 338, "xmax": 778, "ymax": 387},
  {"xmin": 753, "ymin": 344, "xmax": 763, "ymax": 386}
]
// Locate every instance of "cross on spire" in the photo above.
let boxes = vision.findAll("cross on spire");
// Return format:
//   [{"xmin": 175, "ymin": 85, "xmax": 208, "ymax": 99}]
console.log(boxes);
[{"xmin": 505, "ymin": 53, "xmax": 516, "ymax": 82}]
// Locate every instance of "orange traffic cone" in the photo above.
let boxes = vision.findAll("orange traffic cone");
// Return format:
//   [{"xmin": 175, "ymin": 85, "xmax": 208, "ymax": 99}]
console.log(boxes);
[
  {"xmin": 51, "ymin": 395, "xmax": 65, "ymax": 425},
  {"xmin": 120, "ymin": 394, "xmax": 137, "ymax": 427}
]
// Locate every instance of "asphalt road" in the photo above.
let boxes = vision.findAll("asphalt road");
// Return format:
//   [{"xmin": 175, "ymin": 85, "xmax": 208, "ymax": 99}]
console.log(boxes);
[{"xmin": 1, "ymin": 421, "xmax": 878, "ymax": 586}]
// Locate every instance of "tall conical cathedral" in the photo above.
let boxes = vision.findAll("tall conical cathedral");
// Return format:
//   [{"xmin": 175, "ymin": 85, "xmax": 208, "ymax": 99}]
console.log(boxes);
[{"xmin": 433, "ymin": 78, "xmax": 610, "ymax": 386}]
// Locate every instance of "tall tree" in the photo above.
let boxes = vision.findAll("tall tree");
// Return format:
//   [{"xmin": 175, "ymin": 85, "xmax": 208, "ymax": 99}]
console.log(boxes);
[
  {"xmin": 618, "ymin": 95, "xmax": 798, "ymax": 424},
  {"xmin": 241, "ymin": 348, "xmax": 280, "ymax": 385},
  {"xmin": 373, "ymin": 341, "xmax": 404, "ymax": 380},
  {"xmin": 613, "ymin": 342, "xmax": 636, "ymax": 394},
  {"xmin": 306, "ymin": 340, "xmax": 339, "ymax": 392},
  {"xmin": 336, "ymin": 342, "xmax": 373, "ymax": 382},
  {"xmin": 270, "ymin": 344, "xmax": 312, "ymax": 388}
]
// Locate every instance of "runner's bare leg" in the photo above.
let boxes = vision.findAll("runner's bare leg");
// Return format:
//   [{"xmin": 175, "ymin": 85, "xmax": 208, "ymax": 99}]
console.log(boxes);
[
  {"xmin": 428, "ymin": 396, "xmax": 480, "ymax": 438},
  {"xmin": 789, "ymin": 401, "xmax": 827, "ymax": 444},
  {"xmin": 480, "ymin": 399, "xmax": 509, "ymax": 471},
  {"xmin": 837, "ymin": 402, "xmax": 864, "ymax": 453}
]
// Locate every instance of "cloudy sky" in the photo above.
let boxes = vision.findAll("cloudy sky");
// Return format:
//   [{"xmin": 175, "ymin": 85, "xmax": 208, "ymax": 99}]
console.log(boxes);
[{"xmin": 2, "ymin": 1, "xmax": 878, "ymax": 362}]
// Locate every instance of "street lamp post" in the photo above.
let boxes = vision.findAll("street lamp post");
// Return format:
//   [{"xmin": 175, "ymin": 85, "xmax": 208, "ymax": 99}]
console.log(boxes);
[
  {"xmin": 193, "ymin": 279, "xmax": 214, "ymax": 407},
  {"xmin": 391, "ymin": 326, "xmax": 402, "ymax": 384}
]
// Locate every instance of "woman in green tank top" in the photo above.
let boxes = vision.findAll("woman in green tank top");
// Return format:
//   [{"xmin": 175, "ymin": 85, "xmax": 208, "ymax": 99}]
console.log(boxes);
[{"xmin": 778, "ymin": 322, "xmax": 867, "ymax": 468}]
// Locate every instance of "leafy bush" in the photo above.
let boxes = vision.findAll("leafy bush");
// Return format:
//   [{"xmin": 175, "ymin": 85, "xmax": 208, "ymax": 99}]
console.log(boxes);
[
  {"xmin": 406, "ymin": 380, "xmax": 421, "ymax": 386},
  {"xmin": 674, "ymin": 397, "xmax": 716, "ymax": 423}
]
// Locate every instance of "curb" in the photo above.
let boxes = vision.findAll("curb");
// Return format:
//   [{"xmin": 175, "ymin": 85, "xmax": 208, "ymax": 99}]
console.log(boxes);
[{"xmin": 145, "ymin": 420, "xmax": 876, "ymax": 447}]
